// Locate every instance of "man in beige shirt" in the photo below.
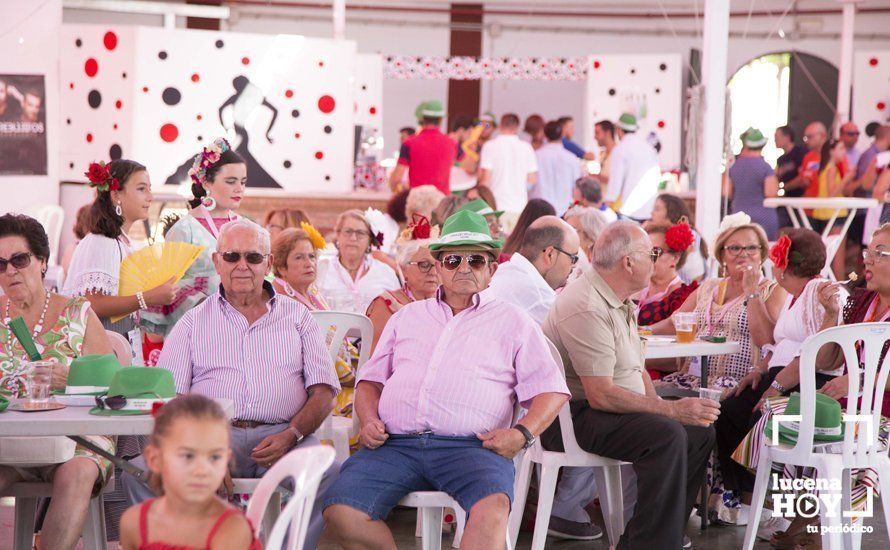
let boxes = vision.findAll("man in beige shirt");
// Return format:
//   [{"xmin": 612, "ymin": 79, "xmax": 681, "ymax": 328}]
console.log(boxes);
[{"xmin": 542, "ymin": 221, "xmax": 719, "ymax": 550}]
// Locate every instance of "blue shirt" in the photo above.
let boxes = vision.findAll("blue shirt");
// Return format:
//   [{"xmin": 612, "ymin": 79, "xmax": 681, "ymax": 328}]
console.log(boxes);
[
  {"xmin": 532, "ymin": 142, "xmax": 583, "ymax": 215},
  {"xmin": 562, "ymin": 137, "xmax": 586, "ymax": 159}
]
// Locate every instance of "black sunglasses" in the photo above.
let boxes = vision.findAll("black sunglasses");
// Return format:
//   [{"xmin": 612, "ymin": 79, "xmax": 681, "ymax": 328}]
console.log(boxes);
[
  {"xmin": 441, "ymin": 254, "xmax": 490, "ymax": 271},
  {"xmin": 0, "ymin": 252, "xmax": 33, "ymax": 272},
  {"xmin": 552, "ymin": 246, "xmax": 579, "ymax": 265},
  {"xmin": 221, "ymin": 251, "xmax": 268, "ymax": 265},
  {"xmin": 94, "ymin": 394, "xmax": 128, "ymax": 410}
]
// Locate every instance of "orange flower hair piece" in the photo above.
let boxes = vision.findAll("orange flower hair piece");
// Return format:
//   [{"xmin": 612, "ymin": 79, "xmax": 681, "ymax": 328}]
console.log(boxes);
[{"xmin": 300, "ymin": 221, "xmax": 327, "ymax": 250}]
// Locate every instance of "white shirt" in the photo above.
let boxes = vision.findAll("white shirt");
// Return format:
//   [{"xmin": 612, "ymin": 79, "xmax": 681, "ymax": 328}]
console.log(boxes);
[
  {"xmin": 62, "ymin": 233, "xmax": 134, "ymax": 297},
  {"xmin": 480, "ymin": 134, "xmax": 538, "ymax": 213},
  {"xmin": 532, "ymin": 142, "xmax": 583, "ymax": 215},
  {"xmin": 605, "ymin": 132, "xmax": 660, "ymax": 220},
  {"xmin": 487, "ymin": 253, "xmax": 555, "ymax": 324},
  {"xmin": 317, "ymin": 255, "xmax": 400, "ymax": 314}
]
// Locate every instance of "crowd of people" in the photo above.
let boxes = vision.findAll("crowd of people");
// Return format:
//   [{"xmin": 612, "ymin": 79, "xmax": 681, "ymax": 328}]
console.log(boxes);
[{"xmin": 0, "ymin": 110, "xmax": 888, "ymax": 550}]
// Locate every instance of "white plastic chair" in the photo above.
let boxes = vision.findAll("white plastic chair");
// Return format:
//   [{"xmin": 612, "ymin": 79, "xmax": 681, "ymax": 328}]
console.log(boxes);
[
  {"xmin": 106, "ymin": 330, "xmax": 133, "ymax": 365},
  {"xmin": 509, "ymin": 339, "xmax": 629, "ymax": 550},
  {"xmin": 245, "ymin": 445, "xmax": 336, "ymax": 550},
  {"xmin": 25, "ymin": 205, "xmax": 64, "ymax": 267},
  {"xmin": 742, "ymin": 323, "xmax": 890, "ymax": 550},
  {"xmin": 309, "ymin": 310, "xmax": 373, "ymax": 462}
]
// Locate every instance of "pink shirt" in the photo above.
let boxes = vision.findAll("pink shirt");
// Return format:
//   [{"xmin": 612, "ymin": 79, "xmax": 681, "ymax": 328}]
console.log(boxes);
[
  {"xmin": 158, "ymin": 281, "xmax": 340, "ymax": 424},
  {"xmin": 359, "ymin": 288, "xmax": 570, "ymax": 436}
]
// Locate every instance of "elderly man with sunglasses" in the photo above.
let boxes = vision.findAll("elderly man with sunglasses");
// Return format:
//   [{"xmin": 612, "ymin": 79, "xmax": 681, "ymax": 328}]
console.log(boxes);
[
  {"xmin": 323, "ymin": 210, "xmax": 570, "ymax": 550},
  {"xmin": 122, "ymin": 219, "xmax": 341, "ymax": 549}
]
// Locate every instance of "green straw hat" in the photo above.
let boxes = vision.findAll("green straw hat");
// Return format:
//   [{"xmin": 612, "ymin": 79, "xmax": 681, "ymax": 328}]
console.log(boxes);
[
  {"xmin": 62, "ymin": 354, "xmax": 123, "ymax": 395},
  {"xmin": 458, "ymin": 198, "xmax": 504, "ymax": 218},
  {"xmin": 428, "ymin": 209, "xmax": 504, "ymax": 253},
  {"xmin": 764, "ymin": 392, "xmax": 845, "ymax": 444},
  {"xmin": 415, "ymin": 100, "xmax": 445, "ymax": 121},
  {"xmin": 89, "ymin": 367, "xmax": 176, "ymax": 416},
  {"xmin": 617, "ymin": 113, "xmax": 639, "ymax": 132},
  {"xmin": 742, "ymin": 127, "xmax": 768, "ymax": 148}
]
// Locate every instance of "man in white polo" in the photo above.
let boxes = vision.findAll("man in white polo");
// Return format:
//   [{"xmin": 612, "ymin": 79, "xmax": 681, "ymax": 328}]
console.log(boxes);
[
  {"xmin": 478, "ymin": 113, "xmax": 538, "ymax": 232},
  {"xmin": 605, "ymin": 113, "xmax": 660, "ymax": 222}
]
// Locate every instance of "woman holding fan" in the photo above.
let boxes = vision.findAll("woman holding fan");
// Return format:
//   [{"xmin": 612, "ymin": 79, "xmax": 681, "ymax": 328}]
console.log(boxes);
[
  {"xmin": 141, "ymin": 138, "xmax": 246, "ymax": 337},
  {"xmin": 63, "ymin": 159, "xmax": 177, "ymax": 339}
]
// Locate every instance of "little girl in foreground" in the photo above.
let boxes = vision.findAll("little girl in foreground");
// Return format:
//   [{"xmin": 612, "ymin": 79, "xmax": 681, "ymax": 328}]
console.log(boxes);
[{"xmin": 120, "ymin": 395, "xmax": 262, "ymax": 550}]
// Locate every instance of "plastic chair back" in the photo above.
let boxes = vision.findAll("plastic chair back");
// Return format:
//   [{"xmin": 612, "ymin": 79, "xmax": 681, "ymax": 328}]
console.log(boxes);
[
  {"xmin": 106, "ymin": 330, "xmax": 133, "ymax": 365},
  {"xmin": 310, "ymin": 310, "xmax": 373, "ymax": 368},
  {"xmin": 545, "ymin": 338, "xmax": 587, "ymax": 456}
]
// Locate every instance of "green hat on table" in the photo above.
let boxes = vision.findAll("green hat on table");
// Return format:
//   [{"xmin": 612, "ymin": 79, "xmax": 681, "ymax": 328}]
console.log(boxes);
[
  {"xmin": 416, "ymin": 100, "xmax": 445, "ymax": 121},
  {"xmin": 742, "ymin": 127, "xmax": 768, "ymax": 148},
  {"xmin": 763, "ymin": 392, "xmax": 845, "ymax": 445},
  {"xmin": 89, "ymin": 367, "xmax": 176, "ymax": 416},
  {"xmin": 458, "ymin": 198, "xmax": 504, "ymax": 218},
  {"xmin": 428, "ymin": 209, "xmax": 504, "ymax": 254},
  {"xmin": 61, "ymin": 354, "xmax": 123, "ymax": 396},
  {"xmin": 617, "ymin": 112, "xmax": 639, "ymax": 132}
]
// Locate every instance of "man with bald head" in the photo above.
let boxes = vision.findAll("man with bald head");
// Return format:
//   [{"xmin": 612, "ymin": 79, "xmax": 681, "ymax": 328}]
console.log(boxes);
[
  {"xmin": 785, "ymin": 121, "xmax": 827, "ymax": 198},
  {"xmin": 488, "ymin": 215, "xmax": 580, "ymax": 323},
  {"xmin": 542, "ymin": 221, "xmax": 718, "ymax": 548},
  {"xmin": 840, "ymin": 121, "xmax": 862, "ymax": 167}
]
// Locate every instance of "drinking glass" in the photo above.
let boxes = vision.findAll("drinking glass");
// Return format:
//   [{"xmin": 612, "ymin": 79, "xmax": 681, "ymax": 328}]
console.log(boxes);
[
  {"xmin": 698, "ymin": 386, "xmax": 723, "ymax": 404},
  {"xmin": 674, "ymin": 312, "xmax": 698, "ymax": 343},
  {"xmin": 26, "ymin": 360, "xmax": 54, "ymax": 406}
]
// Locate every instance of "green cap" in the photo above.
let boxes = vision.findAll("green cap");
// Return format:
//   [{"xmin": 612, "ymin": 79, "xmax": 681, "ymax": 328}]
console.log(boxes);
[
  {"xmin": 428, "ymin": 209, "xmax": 504, "ymax": 253},
  {"xmin": 89, "ymin": 367, "xmax": 176, "ymax": 416},
  {"xmin": 617, "ymin": 113, "xmax": 639, "ymax": 132},
  {"xmin": 416, "ymin": 100, "xmax": 445, "ymax": 121},
  {"xmin": 63, "ymin": 354, "xmax": 122, "ymax": 395},
  {"xmin": 763, "ymin": 392, "xmax": 845, "ymax": 444},
  {"xmin": 479, "ymin": 112, "xmax": 498, "ymax": 127},
  {"xmin": 742, "ymin": 127, "xmax": 767, "ymax": 148},
  {"xmin": 458, "ymin": 198, "xmax": 504, "ymax": 218}
]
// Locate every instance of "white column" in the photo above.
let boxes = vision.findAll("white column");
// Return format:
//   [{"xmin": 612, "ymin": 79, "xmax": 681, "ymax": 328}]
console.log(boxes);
[
  {"xmin": 836, "ymin": 0, "xmax": 858, "ymax": 128},
  {"xmin": 695, "ymin": 0, "xmax": 730, "ymax": 243},
  {"xmin": 333, "ymin": 0, "xmax": 346, "ymax": 40}
]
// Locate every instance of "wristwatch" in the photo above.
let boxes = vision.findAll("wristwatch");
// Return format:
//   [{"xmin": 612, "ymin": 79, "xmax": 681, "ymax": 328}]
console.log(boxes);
[
  {"xmin": 513, "ymin": 424, "xmax": 536, "ymax": 450},
  {"xmin": 288, "ymin": 426, "xmax": 305, "ymax": 445},
  {"xmin": 743, "ymin": 292, "xmax": 760, "ymax": 306},
  {"xmin": 770, "ymin": 379, "xmax": 787, "ymax": 393}
]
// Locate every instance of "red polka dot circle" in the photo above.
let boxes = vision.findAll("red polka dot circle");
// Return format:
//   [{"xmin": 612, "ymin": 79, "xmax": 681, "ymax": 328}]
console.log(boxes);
[
  {"xmin": 870, "ymin": 58, "xmax": 879, "ymax": 67},
  {"xmin": 318, "ymin": 95, "xmax": 335, "ymax": 114},
  {"xmin": 191, "ymin": 74, "xmax": 200, "ymax": 83},
  {"xmin": 69, "ymin": 83, "xmax": 74, "ymax": 90},
  {"xmin": 241, "ymin": 57, "xmax": 250, "ymax": 65},
  {"xmin": 85, "ymin": 58, "xmax": 98, "ymax": 78},
  {"xmin": 285, "ymin": 90, "xmax": 294, "ymax": 98},
  {"xmin": 879, "ymin": 102, "xmax": 887, "ymax": 111},
  {"xmin": 115, "ymin": 100, "xmax": 123, "ymax": 109},
  {"xmin": 369, "ymin": 106, "xmax": 377, "ymax": 115},
  {"xmin": 86, "ymin": 133, "xmax": 93, "ymax": 143},
  {"xmin": 657, "ymin": 120, "xmax": 666, "ymax": 128},
  {"xmin": 160, "ymin": 123, "xmax": 179, "ymax": 142},
  {"xmin": 593, "ymin": 61, "xmax": 601, "ymax": 69},
  {"xmin": 314, "ymin": 151, "xmax": 324, "ymax": 159},
  {"xmin": 103, "ymin": 31, "xmax": 117, "ymax": 51}
]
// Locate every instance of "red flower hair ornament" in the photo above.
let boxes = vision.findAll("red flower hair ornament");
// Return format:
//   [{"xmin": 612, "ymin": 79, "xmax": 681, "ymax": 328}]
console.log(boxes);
[
  {"xmin": 84, "ymin": 161, "xmax": 120, "ymax": 193},
  {"xmin": 769, "ymin": 235, "xmax": 803, "ymax": 270},
  {"xmin": 665, "ymin": 223, "xmax": 695, "ymax": 253}
]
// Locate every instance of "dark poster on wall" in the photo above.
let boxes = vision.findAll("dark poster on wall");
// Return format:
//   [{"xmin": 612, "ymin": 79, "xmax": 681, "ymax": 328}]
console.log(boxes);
[{"xmin": 0, "ymin": 74, "xmax": 47, "ymax": 175}]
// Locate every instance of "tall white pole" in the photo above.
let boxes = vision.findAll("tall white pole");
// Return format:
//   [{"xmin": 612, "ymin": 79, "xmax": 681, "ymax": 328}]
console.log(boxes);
[
  {"xmin": 333, "ymin": 0, "xmax": 345, "ymax": 40},
  {"xmin": 836, "ymin": 0, "xmax": 858, "ymax": 128},
  {"xmin": 696, "ymin": 0, "xmax": 730, "ymax": 243}
]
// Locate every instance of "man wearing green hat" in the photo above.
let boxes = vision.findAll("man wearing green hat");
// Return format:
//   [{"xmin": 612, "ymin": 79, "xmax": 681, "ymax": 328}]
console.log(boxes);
[
  {"xmin": 605, "ymin": 112, "xmax": 661, "ymax": 221},
  {"xmin": 388, "ymin": 99, "xmax": 457, "ymax": 195},
  {"xmin": 323, "ymin": 210, "xmax": 570, "ymax": 549},
  {"xmin": 727, "ymin": 127, "xmax": 780, "ymax": 239}
]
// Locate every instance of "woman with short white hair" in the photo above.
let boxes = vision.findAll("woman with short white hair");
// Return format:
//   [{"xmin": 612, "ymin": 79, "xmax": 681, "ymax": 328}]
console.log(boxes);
[
  {"xmin": 365, "ymin": 219, "xmax": 440, "ymax": 352},
  {"xmin": 563, "ymin": 205, "xmax": 609, "ymax": 279}
]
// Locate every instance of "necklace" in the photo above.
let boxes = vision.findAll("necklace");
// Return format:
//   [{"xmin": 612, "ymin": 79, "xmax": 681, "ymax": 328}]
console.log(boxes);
[{"xmin": 4, "ymin": 291, "xmax": 51, "ymax": 356}]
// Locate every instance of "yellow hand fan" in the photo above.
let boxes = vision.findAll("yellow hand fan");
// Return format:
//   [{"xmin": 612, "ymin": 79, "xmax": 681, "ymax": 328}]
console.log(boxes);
[{"xmin": 113, "ymin": 242, "xmax": 204, "ymax": 322}]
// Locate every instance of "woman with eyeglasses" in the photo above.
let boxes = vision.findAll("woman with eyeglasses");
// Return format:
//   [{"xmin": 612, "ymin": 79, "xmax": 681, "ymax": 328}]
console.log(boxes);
[
  {"xmin": 262, "ymin": 208, "xmax": 311, "ymax": 240},
  {"xmin": 317, "ymin": 209, "xmax": 399, "ymax": 313},
  {"xmin": 0, "ymin": 214, "xmax": 117, "ymax": 550},
  {"xmin": 636, "ymin": 222, "xmax": 699, "ymax": 327},
  {"xmin": 64, "ymin": 159, "xmax": 177, "ymax": 337},
  {"xmin": 366, "ymin": 219, "xmax": 441, "ymax": 353},
  {"xmin": 141, "ymin": 138, "xmax": 246, "ymax": 338}
]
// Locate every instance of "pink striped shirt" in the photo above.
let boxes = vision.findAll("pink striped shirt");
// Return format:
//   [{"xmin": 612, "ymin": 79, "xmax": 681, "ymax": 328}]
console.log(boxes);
[
  {"xmin": 359, "ymin": 288, "xmax": 570, "ymax": 436},
  {"xmin": 158, "ymin": 281, "xmax": 340, "ymax": 424}
]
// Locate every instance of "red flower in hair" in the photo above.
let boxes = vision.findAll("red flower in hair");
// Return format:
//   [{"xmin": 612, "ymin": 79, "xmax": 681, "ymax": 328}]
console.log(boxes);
[
  {"xmin": 409, "ymin": 213, "xmax": 432, "ymax": 239},
  {"xmin": 109, "ymin": 178, "xmax": 121, "ymax": 192},
  {"xmin": 665, "ymin": 223, "xmax": 694, "ymax": 253},
  {"xmin": 151, "ymin": 401, "xmax": 165, "ymax": 417},
  {"xmin": 770, "ymin": 235, "xmax": 792, "ymax": 270},
  {"xmin": 85, "ymin": 161, "xmax": 109, "ymax": 185}
]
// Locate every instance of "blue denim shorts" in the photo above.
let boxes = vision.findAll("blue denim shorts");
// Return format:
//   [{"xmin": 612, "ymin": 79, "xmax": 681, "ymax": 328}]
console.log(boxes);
[{"xmin": 322, "ymin": 434, "xmax": 515, "ymax": 520}]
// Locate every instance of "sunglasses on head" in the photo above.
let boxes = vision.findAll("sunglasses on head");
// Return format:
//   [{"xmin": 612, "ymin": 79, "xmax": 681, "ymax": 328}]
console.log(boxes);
[
  {"xmin": 0, "ymin": 252, "xmax": 33, "ymax": 272},
  {"xmin": 441, "ymin": 253, "xmax": 490, "ymax": 271},
  {"xmin": 220, "ymin": 251, "xmax": 268, "ymax": 264}
]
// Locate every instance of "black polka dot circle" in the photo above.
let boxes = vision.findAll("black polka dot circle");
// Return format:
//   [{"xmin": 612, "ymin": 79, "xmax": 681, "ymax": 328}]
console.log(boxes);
[
  {"xmin": 158, "ymin": 51, "xmax": 168, "ymax": 60},
  {"xmin": 162, "ymin": 87, "xmax": 181, "ymax": 106},
  {"xmin": 291, "ymin": 109, "xmax": 300, "ymax": 118},
  {"xmin": 75, "ymin": 38, "xmax": 82, "ymax": 47},
  {"xmin": 659, "ymin": 63, "xmax": 667, "ymax": 71},
  {"xmin": 323, "ymin": 125, "xmax": 332, "ymax": 134},
  {"xmin": 215, "ymin": 39, "xmax": 224, "ymax": 49},
  {"xmin": 608, "ymin": 88, "xmax": 616, "ymax": 96},
  {"xmin": 88, "ymin": 90, "xmax": 102, "ymax": 109},
  {"xmin": 283, "ymin": 160, "xmax": 292, "ymax": 169}
]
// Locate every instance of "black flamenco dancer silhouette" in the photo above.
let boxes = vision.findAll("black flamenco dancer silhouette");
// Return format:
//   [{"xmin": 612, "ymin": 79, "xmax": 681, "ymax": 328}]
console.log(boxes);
[{"xmin": 166, "ymin": 75, "xmax": 280, "ymax": 188}]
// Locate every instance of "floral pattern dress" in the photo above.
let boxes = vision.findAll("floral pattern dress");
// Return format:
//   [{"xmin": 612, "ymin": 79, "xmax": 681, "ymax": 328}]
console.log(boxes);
[{"xmin": 0, "ymin": 296, "xmax": 115, "ymax": 487}]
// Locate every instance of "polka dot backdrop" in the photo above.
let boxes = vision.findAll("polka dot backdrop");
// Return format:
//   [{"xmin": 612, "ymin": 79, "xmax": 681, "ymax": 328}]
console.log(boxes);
[
  {"xmin": 353, "ymin": 53, "xmax": 383, "ymax": 133},
  {"xmin": 852, "ymin": 51, "xmax": 890, "ymax": 152},
  {"xmin": 584, "ymin": 54, "xmax": 682, "ymax": 170}
]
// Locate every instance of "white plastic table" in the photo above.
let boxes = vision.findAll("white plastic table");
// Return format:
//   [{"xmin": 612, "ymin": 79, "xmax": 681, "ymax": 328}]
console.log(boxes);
[
  {"xmin": 763, "ymin": 197, "xmax": 878, "ymax": 281},
  {"xmin": 643, "ymin": 338, "xmax": 740, "ymax": 530},
  {"xmin": 0, "ymin": 398, "xmax": 235, "ymax": 436}
]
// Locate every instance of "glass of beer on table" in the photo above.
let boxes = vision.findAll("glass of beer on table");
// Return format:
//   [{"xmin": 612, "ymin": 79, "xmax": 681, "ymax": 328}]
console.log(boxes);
[{"xmin": 674, "ymin": 312, "xmax": 697, "ymax": 343}]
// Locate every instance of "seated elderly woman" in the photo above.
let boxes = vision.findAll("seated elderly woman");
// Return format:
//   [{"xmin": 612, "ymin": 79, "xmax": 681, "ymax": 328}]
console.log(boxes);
[
  {"xmin": 731, "ymin": 224, "xmax": 890, "ymax": 545},
  {"xmin": 262, "ymin": 208, "xmax": 312, "ymax": 240},
  {"xmin": 317, "ymin": 209, "xmax": 400, "ymax": 313},
  {"xmin": 405, "ymin": 184, "xmax": 446, "ymax": 223},
  {"xmin": 365, "ymin": 218, "xmax": 440, "ymax": 353},
  {"xmin": 636, "ymin": 222, "xmax": 699, "ymax": 326},
  {"xmin": 563, "ymin": 205, "xmax": 609, "ymax": 280},
  {"xmin": 0, "ymin": 214, "xmax": 113, "ymax": 550}
]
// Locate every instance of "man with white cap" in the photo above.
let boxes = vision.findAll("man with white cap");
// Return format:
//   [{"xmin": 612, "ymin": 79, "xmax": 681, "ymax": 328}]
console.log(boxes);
[
  {"xmin": 605, "ymin": 113, "xmax": 661, "ymax": 222},
  {"xmin": 323, "ymin": 209, "xmax": 569, "ymax": 549},
  {"xmin": 388, "ymin": 100, "xmax": 457, "ymax": 195}
]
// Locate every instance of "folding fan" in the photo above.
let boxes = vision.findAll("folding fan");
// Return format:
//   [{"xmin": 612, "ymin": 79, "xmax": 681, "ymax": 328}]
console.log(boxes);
[{"xmin": 113, "ymin": 242, "xmax": 204, "ymax": 322}]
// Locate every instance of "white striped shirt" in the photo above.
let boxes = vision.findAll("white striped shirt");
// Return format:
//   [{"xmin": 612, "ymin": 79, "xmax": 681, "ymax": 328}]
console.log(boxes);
[{"xmin": 158, "ymin": 281, "xmax": 340, "ymax": 424}]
